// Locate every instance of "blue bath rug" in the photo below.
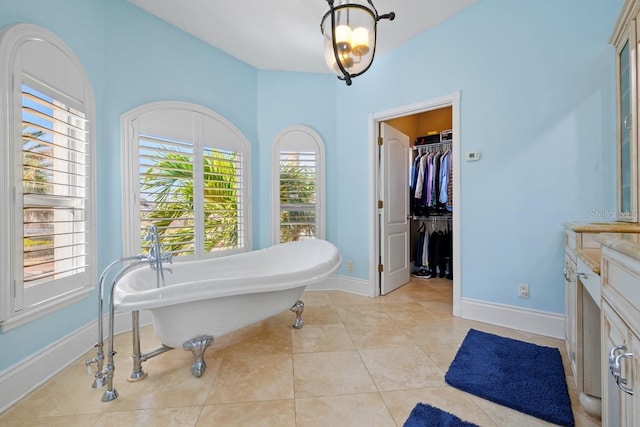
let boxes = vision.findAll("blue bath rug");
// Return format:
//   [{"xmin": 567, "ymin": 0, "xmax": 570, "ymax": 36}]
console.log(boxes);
[
  {"xmin": 403, "ymin": 403, "xmax": 479, "ymax": 427},
  {"xmin": 444, "ymin": 328, "xmax": 574, "ymax": 426}
]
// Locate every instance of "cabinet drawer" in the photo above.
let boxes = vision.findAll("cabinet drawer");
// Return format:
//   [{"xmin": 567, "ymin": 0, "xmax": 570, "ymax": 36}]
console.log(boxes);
[{"xmin": 577, "ymin": 256, "xmax": 601, "ymax": 308}]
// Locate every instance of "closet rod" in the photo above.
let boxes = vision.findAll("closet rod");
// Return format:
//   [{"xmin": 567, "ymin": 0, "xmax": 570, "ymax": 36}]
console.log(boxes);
[{"xmin": 413, "ymin": 141, "xmax": 452, "ymax": 152}]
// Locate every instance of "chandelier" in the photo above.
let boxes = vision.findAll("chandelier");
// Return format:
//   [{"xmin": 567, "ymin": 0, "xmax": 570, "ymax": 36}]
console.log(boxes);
[{"xmin": 320, "ymin": 0, "xmax": 395, "ymax": 86}]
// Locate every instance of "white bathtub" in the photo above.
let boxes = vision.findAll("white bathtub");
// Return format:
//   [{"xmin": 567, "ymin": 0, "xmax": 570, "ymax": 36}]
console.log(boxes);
[{"xmin": 113, "ymin": 239, "xmax": 341, "ymax": 348}]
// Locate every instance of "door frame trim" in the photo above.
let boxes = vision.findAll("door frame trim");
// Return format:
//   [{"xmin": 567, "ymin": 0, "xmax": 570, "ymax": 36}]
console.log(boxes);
[{"xmin": 368, "ymin": 91, "xmax": 461, "ymax": 316}]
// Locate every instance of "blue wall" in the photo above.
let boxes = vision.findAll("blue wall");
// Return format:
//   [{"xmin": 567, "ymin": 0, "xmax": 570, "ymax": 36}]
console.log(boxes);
[
  {"xmin": 0, "ymin": 0, "xmax": 258, "ymax": 371},
  {"xmin": 255, "ymin": 71, "xmax": 337, "ymax": 248},
  {"xmin": 0, "ymin": 0, "xmax": 623, "ymax": 372},
  {"xmin": 332, "ymin": 0, "xmax": 620, "ymax": 312}
]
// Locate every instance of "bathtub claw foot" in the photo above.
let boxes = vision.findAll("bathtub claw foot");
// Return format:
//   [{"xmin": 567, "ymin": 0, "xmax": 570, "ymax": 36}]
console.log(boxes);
[
  {"xmin": 290, "ymin": 300, "xmax": 304, "ymax": 329},
  {"xmin": 183, "ymin": 335, "xmax": 214, "ymax": 378}
]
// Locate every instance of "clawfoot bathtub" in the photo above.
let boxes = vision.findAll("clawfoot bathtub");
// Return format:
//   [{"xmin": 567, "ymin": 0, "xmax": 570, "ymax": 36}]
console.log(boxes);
[{"xmin": 112, "ymin": 239, "xmax": 341, "ymax": 382}]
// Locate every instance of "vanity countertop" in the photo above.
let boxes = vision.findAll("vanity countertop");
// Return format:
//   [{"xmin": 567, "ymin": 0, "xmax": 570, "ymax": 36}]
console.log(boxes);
[
  {"xmin": 563, "ymin": 221, "xmax": 640, "ymax": 233},
  {"xmin": 596, "ymin": 233, "xmax": 640, "ymax": 262}
]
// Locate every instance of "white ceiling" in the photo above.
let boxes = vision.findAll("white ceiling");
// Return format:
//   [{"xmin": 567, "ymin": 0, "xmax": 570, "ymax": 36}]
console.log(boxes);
[{"xmin": 127, "ymin": 0, "xmax": 477, "ymax": 74}]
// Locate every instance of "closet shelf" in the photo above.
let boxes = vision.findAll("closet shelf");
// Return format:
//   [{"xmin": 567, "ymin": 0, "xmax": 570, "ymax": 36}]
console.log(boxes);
[{"xmin": 412, "ymin": 214, "xmax": 452, "ymax": 220}]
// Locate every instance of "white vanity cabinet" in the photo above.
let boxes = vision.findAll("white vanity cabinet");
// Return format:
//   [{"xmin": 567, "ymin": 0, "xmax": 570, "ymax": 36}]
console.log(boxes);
[{"xmin": 600, "ymin": 242, "xmax": 640, "ymax": 426}]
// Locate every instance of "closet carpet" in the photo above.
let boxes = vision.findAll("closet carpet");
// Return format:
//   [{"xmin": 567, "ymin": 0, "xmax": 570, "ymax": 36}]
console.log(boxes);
[{"xmin": 0, "ymin": 278, "xmax": 598, "ymax": 426}]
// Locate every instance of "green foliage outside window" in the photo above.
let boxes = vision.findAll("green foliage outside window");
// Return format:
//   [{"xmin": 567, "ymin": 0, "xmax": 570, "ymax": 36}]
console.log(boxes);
[
  {"xmin": 140, "ymin": 148, "xmax": 241, "ymax": 256},
  {"xmin": 279, "ymin": 161, "xmax": 316, "ymax": 242}
]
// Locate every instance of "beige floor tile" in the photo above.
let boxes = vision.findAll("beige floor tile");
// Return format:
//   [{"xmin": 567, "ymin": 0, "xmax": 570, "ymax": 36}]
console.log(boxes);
[
  {"xmin": 295, "ymin": 393, "xmax": 395, "ymax": 427},
  {"xmin": 405, "ymin": 318, "xmax": 469, "ymax": 346},
  {"xmin": 358, "ymin": 346, "xmax": 445, "ymax": 391},
  {"xmin": 216, "ymin": 321, "xmax": 292, "ymax": 357},
  {"xmin": 380, "ymin": 387, "xmax": 498, "ymax": 427},
  {"xmin": 0, "ymin": 413, "xmax": 99, "ymax": 427},
  {"xmin": 345, "ymin": 322, "xmax": 416, "ymax": 349},
  {"xmin": 197, "ymin": 400, "xmax": 295, "ymax": 427},
  {"xmin": 206, "ymin": 354, "xmax": 293, "ymax": 405},
  {"xmin": 94, "ymin": 406, "xmax": 202, "ymax": 427},
  {"xmin": 101, "ymin": 349, "xmax": 220, "ymax": 412},
  {"xmin": 334, "ymin": 304, "xmax": 391, "ymax": 325},
  {"xmin": 382, "ymin": 279, "xmax": 453, "ymax": 304},
  {"xmin": 293, "ymin": 351, "xmax": 377, "ymax": 398},
  {"xmin": 205, "ymin": 354, "xmax": 293, "ymax": 404},
  {"xmin": 2, "ymin": 352, "xmax": 139, "ymax": 418},
  {"xmin": 300, "ymin": 291, "xmax": 332, "ymax": 306},
  {"xmin": 295, "ymin": 304, "xmax": 343, "ymax": 325},
  {"xmin": 375, "ymin": 302, "xmax": 438, "ymax": 327},
  {"xmin": 468, "ymin": 394, "xmax": 558, "ymax": 426},
  {"xmin": 292, "ymin": 324, "xmax": 355, "ymax": 353},
  {"xmin": 573, "ymin": 411, "xmax": 602, "ymax": 427},
  {"xmin": 419, "ymin": 343, "xmax": 461, "ymax": 372},
  {"xmin": 417, "ymin": 300, "xmax": 455, "ymax": 314},
  {"xmin": 327, "ymin": 291, "xmax": 380, "ymax": 305}
]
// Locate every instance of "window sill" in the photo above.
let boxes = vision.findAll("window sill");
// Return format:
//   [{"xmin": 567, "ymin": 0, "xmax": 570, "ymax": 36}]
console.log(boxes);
[{"xmin": 0, "ymin": 286, "xmax": 93, "ymax": 332}]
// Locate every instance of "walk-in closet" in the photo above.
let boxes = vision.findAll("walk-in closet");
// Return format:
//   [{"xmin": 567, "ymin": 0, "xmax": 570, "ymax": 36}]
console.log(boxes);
[{"xmin": 384, "ymin": 106, "xmax": 453, "ymax": 285}]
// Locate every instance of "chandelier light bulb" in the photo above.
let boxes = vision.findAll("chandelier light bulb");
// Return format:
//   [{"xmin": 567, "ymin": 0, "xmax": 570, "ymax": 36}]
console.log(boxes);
[
  {"xmin": 350, "ymin": 27, "xmax": 369, "ymax": 56},
  {"xmin": 334, "ymin": 24, "xmax": 352, "ymax": 52}
]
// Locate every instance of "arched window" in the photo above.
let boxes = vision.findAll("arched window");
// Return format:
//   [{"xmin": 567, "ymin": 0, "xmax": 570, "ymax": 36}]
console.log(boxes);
[
  {"xmin": 121, "ymin": 102, "xmax": 252, "ymax": 259},
  {"xmin": 0, "ymin": 24, "xmax": 96, "ymax": 327},
  {"xmin": 271, "ymin": 125, "xmax": 325, "ymax": 244}
]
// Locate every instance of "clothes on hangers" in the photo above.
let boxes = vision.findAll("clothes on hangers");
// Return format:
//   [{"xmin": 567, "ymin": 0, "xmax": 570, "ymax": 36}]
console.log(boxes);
[
  {"xmin": 410, "ymin": 145, "xmax": 452, "ymax": 217},
  {"xmin": 411, "ymin": 218, "xmax": 453, "ymax": 280}
]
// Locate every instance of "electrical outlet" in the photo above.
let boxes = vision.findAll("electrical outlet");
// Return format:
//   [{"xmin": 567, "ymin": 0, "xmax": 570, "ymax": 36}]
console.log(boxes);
[
  {"xmin": 347, "ymin": 261, "xmax": 353, "ymax": 271},
  {"xmin": 518, "ymin": 283, "xmax": 529, "ymax": 299}
]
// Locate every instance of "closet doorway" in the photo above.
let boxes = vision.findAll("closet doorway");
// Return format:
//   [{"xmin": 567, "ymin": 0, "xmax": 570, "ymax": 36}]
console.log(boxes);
[{"xmin": 369, "ymin": 92, "xmax": 461, "ymax": 316}]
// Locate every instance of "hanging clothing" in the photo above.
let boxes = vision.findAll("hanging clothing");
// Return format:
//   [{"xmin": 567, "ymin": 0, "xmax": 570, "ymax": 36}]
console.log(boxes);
[
  {"xmin": 411, "ymin": 144, "xmax": 452, "ymax": 216},
  {"xmin": 439, "ymin": 150, "xmax": 450, "ymax": 207}
]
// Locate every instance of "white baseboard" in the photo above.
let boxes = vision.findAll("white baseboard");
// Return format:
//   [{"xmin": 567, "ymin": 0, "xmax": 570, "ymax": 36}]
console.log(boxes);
[
  {"xmin": 460, "ymin": 297, "xmax": 565, "ymax": 339},
  {"xmin": 0, "ymin": 310, "xmax": 152, "ymax": 414},
  {"xmin": 307, "ymin": 275, "xmax": 373, "ymax": 296}
]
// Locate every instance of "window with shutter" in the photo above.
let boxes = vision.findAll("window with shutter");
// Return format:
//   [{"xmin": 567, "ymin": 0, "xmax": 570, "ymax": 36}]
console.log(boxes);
[
  {"xmin": 272, "ymin": 126, "xmax": 325, "ymax": 245},
  {"xmin": 0, "ymin": 24, "xmax": 96, "ymax": 327},
  {"xmin": 22, "ymin": 82, "xmax": 89, "ymax": 293},
  {"xmin": 122, "ymin": 102, "xmax": 251, "ymax": 260},
  {"xmin": 279, "ymin": 150, "xmax": 318, "ymax": 242}
]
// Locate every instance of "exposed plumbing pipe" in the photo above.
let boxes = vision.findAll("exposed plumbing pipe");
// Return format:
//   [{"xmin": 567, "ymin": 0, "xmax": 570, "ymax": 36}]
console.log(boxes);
[
  {"xmin": 86, "ymin": 255, "xmax": 144, "ymax": 388},
  {"xmin": 101, "ymin": 260, "xmax": 149, "ymax": 402}
]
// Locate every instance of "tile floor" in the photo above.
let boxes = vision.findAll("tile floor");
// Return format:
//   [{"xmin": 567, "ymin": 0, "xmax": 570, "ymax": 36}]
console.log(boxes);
[{"xmin": 0, "ymin": 278, "xmax": 600, "ymax": 426}]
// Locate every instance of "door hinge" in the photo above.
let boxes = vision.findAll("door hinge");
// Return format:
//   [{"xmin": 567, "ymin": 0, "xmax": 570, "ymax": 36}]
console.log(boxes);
[
  {"xmin": 378, "ymin": 136, "xmax": 383, "ymax": 146},
  {"xmin": 378, "ymin": 200, "xmax": 383, "ymax": 209},
  {"xmin": 378, "ymin": 264, "xmax": 384, "ymax": 273}
]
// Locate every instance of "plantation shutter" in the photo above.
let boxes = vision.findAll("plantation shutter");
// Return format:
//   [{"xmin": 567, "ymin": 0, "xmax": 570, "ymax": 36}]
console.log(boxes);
[
  {"xmin": 19, "ymin": 77, "xmax": 89, "ymax": 309},
  {"xmin": 139, "ymin": 134, "xmax": 196, "ymax": 256},
  {"xmin": 279, "ymin": 150, "xmax": 317, "ymax": 242},
  {"xmin": 202, "ymin": 145, "xmax": 245, "ymax": 252},
  {"xmin": 138, "ymin": 134, "xmax": 245, "ymax": 257}
]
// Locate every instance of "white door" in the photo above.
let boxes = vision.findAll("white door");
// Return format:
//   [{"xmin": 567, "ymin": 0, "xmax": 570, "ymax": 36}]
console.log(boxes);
[{"xmin": 380, "ymin": 123, "xmax": 410, "ymax": 295}]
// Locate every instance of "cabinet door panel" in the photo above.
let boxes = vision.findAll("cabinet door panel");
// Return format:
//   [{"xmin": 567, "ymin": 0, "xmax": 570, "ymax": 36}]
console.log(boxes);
[
  {"xmin": 630, "ymin": 335, "xmax": 640, "ymax": 424},
  {"xmin": 602, "ymin": 301, "xmax": 632, "ymax": 426}
]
